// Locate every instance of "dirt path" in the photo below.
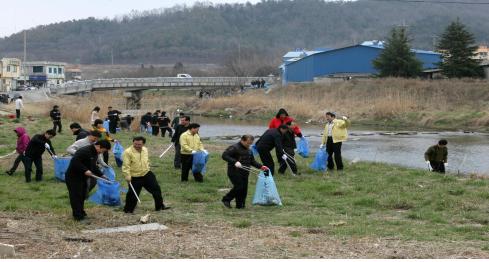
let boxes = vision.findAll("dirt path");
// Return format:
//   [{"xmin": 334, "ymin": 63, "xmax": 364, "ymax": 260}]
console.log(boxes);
[{"xmin": 1, "ymin": 213, "xmax": 487, "ymax": 259}]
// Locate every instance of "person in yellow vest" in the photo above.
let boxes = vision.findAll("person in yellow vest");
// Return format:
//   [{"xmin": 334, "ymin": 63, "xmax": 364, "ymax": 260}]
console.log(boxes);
[
  {"xmin": 93, "ymin": 119, "xmax": 113, "ymax": 164},
  {"xmin": 320, "ymin": 112, "xmax": 351, "ymax": 171},
  {"xmin": 122, "ymin": 136, "xmax": 170, "ymax": 213},
  {"xmin": 179, "ymin": 123, "xmax": 207, "ymax": 182}
]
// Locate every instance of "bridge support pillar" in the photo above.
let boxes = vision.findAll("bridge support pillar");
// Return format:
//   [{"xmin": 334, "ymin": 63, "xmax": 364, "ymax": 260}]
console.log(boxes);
[{"xmin": 124, "ymin": 91, "xmax": 143, "ymax": 109}]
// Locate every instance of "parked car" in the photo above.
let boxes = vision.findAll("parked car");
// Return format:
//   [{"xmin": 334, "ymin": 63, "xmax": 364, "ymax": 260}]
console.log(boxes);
[{"xmin": 176, "ymin": 74, "xmax": 192, "ymax": 78}]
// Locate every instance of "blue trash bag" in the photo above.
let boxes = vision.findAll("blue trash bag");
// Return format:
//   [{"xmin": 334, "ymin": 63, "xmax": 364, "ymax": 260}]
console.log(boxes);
[
  {"xmin": 103, "ymin": 120, "xmax": 110, "ymax": 132},
  {"xmin": 146, "ymin": 125, "xmax": 153, "ymax": 134},
  {"xmin": 252, "ymin": 171, "xmax": 282, "ymax": 206},
  {"xmin": 251, "ymin": 144, "xmax": 259, "ymax": 157},
  {"xmin": 89, "ymin": 167, "xmax": 122, "ymax": 206},
  {"xmin": 297, "ymin": 137, "xmax": 310, "ymax": 158},
  {"xmin": 54, "ymin": 157, "xmax": 72, "ymax": 181},
  {"xmin": 192, "ymin": 151, "xmax": 209, "ymax": 174},
  {"xmin": 310, "ymin": 148, "xmax": 328, "ymax": 171},
  {"xmin": 113, "ymin": 141, "xmax": 124, "ymax": 167}
]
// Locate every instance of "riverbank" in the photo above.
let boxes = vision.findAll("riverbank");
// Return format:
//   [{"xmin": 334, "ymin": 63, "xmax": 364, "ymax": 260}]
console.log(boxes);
[
  {"xmin": 1, "ymin": 116, "xmax": 489, "ymax": 258},
  {"xmin": 192, "ymin": 78, "xmax": 489, "ymax": 132}
]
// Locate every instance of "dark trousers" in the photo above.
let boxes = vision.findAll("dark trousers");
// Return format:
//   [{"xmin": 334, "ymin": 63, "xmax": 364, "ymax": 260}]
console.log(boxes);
[
  {"xmin": 103, "ymin": 151, "xmax": 109, "ymax": 165},
  {"xmin": 109, "ymin": 121, "xmax": 117, "ymax": 134},
  {"xmin": 16, "ymin": 109, "xmax": 20, "ymax": 119},
  {"xmin": 258, "ymin": 148, "xmax": 275, "ymax": 176},
  {"xmin": 430, "ymin": 161, "xmax": 446, "ymax": 173},
  {"xmin": 326, "ymin": 137, "xmax": 343, "ymax": 170},
  {"xmin": 181, "ymin": 154, "xmax": 203, "ymax": 182},
  {"xmin": 66, "ymin": 175, "xmax": 87, "ymax": 220},
  {"xmin": 53, "ymin": 120, "xmax": 62, "ymax": 133},
  {"xmin": 278, "ymin": 148, "xmax": 297, "ymax": 174},
  {"xmin": 174, "ymin": 144, "xmax": 182, "ymax": 168},
  {"xmin": 9, "ymin": 153, "xmax": 25, "ymax": 174},
  {"xmin": 223, "ymin": 172, "xmax": 249, "ymax": 208},
  {"xmin": 152, "ymin": 126, "xmax": 159, "ymax": 136},
  {"xmin": 24, "ymin": 156, "xmax": 43, "ymax": 182},
  {"xmin": 160, "ymin": 127, "xmax": 173, "ymax": 137},
  {"xmin": 124, "ymin": 171, "xmax": 165, "ymax": 213}
]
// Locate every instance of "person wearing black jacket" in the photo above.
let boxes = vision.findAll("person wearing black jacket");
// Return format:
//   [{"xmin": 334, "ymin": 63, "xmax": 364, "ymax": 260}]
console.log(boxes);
[
  {"xmin": 278, "ymin": 122, "xmax": 299, "ymax": 176},
  {"xmin": 171, "ymin": 116, "xmax": 190, "ymax": 169},
  {"xmin": 140, "ymin": 112, "xmax": 152, "ymax": 133},
  {"xmin": 255, "ymin": 125, "xmax": 288, "ymax": 176},
  {"xmin": 70, "ymin": 122, "xmax": 89, "ymax": 141},
  {"xmin": 158, "ymin": 111, "xmax": 173, "ymax": 138},
  {"xmin": 107, "ymin": 106, "xmax": 122, "ymax": 134},
  {"xmin": 50, "ymin": 105, "xmax": 62, "ymax": 133},
  {"xmin": 65, "ymin": 141, "xmax": 111, "ymax": 221},
  {"xmin": 151, "ymin": 111, "xmax": 160, "ymax": 136},
  {"xmin": 222, "ymin": 135, "xmax": 268, "ymax": 209},
  {"xmin": 24, "ymin": 129, "xmax": 57, "ymax": 182}
]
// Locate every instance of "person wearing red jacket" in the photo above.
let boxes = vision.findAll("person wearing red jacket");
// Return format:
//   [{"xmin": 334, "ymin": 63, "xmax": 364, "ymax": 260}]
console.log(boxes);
[{"xmin": 6, "ymin": 127, "xmax": 31, "ymax": 176}]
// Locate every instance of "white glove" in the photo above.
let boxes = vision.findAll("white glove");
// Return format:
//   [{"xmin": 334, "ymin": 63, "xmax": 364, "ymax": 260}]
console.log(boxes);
[
  {"xmin": 51, "ymin": 155, "xmax": 58, "ymax": 160},
  {"xmin": 191, "ymin": 150, "xmax": 197, "ymax": 154},
  {"xmin": 342, "ymin": 116, "xmax": 348, "ymax": 120},
  {"xmin": 44, "ymin": 143, "xmax": 51, "ymax": 150},
  {"xmin": 203, "ymin": 150, "xmax": 208, "ymax": 154},
  {"xmin": 281, "ymin": 154, "xmax": 288, "ymax": 161},
  {"xmin": 319, "ymin": 144, "xmax": 324, "ymax": 149},
  {"xmin": 235, "ymin": 161, "xmax": 242, "ymax": 168},
  {"xmin": 444, "ymin": 162, "xmax": 448, "ymax": 167},
  {"xmin": 425, "ymin": 161, "xmax": 430, "ymax": 165}
]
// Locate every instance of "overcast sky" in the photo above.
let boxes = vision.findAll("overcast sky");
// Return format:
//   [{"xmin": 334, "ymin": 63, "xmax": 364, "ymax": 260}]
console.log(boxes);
[{"xmin": 0, "ymin": 0, "xmax": 263, "ymax": 37}]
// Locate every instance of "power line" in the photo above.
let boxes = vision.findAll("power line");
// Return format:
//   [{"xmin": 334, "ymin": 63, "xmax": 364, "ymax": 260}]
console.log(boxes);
[{"xmin": 365, "ymin": 0, "xmax": 489, "ymax": 4}]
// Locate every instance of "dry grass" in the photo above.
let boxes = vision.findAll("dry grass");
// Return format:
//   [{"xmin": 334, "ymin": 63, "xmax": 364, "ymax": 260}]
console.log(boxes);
[{"xmin": 196, "ymin": 78, "xmax": 489, "ymax": 128}]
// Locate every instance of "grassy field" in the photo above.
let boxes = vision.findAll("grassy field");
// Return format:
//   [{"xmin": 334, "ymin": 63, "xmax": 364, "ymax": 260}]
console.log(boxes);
[{"xmin": 1, "ymin": 112, "xmax": 489, "ymax": 258}]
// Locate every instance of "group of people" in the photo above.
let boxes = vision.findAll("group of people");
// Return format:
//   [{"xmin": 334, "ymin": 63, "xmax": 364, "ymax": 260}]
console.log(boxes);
[
  {"xmin": 140, "ymin": 110, "xmax": 174, "ymax": 138},
  {"xmin": 4, "ymin": 104, "xmax": 451, "ymax": 221}
]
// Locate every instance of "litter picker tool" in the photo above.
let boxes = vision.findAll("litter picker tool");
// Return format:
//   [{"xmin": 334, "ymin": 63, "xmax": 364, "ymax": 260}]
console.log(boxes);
[
  {"xmin": 129, "ymin": 182, "xmax": 141, "ymax": 203},
  {"xmin": 88, "ymin": 174, "xmax": 114, "ymax": 184},
  {"xmin": 0, "ymin": 150, "xmax": 16, "ymax": 159},
  {"xmin": 237, "ymin": 165, "xmax": 261, "ymax": 175},
  {"xmin": 283, "ymin": 150, "xmax": 296, "ymax": 176},
  {"xmin": 159, "ymin": 144, "xmax": 174, "ymax": 158}
]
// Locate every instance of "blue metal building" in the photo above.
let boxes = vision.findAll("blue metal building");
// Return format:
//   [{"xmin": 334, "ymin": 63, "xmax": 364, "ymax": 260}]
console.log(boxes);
[{"xmin": 281, "ymin": 41, "xmax": 442, "ymax": 85}]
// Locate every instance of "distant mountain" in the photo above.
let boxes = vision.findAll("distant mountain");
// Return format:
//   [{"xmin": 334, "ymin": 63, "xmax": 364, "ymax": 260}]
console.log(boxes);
[{"xmin": 1, "ymin": 0, "xmax": 488, "ymax": 64}]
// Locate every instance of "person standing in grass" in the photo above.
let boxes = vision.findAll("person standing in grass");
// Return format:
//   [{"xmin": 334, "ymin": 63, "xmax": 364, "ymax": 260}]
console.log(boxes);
[
  {"xmin": 320, "ymin": 112, "xmax": 350, "ymax": 171},
  {"xmin": 122, "ymin": 136, "xmax": 170, "ymax": 213},
  {"xmin": 140, "ymin": 112, "xmax": 152, "ymax": 133},
  {"xmin": 65, "ymin": 140, "xmax": 112, "ymax": 221},
  {"xmin": 24, "ymin": 129, "xmax": 57, "ymax": 182},
  {"xmin": 107, "ymin": 106, "xmax": 122, "ymax": 134},
  {"xmin": 69, "ymin": 122, "xmax": 89, "ymax": 141},
  {"xmin": 92, "ymin": 119, "xmax": 113, "ymax": 164},
  {"xmin": 172, "ymin": 115, "xmax": 190, "ymax": 169},
  {"xmin": 15, "ymin": 96, "xmax": 23, "ymax": 119},
  {"xmin": 179, "ymin": 123, "xmax": 207, "ymax": 182},
  {"xmin": 158, "ymin": 111, "xmax": 173, "ymax": 138},
  {"xmin": 151, "ymin": 110, "xmax": 160, "ymax": 136},
  {"xmin": 278, "ymin": 120, "xmax": 300, "ymax": 176},
  {"xmin": 50, "ymin": 105, "xmax": 62, "ymax": 133},
  {"xmin": 172, "ymin": 112, "xmax": 185, "ymax": 130},
  {"xmin": 90, "ymin": 106, "xmax": 101, "ymax": 126},
  {"xmin": 222, "ymin": 135, "xmax": 268, "ymax": 209},
  {"xmin": 425, "ymin": 139, "xmax": 448, "ymax": 173},
  {"xmin": 5, "ymin": 127, "xmax": 30, "ymax": 176}
]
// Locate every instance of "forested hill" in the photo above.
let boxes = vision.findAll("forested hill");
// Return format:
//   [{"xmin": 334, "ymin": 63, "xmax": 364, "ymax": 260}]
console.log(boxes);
[{"xmin": 1, "ymin": 0, "xmax": 489, "ymax": 64}]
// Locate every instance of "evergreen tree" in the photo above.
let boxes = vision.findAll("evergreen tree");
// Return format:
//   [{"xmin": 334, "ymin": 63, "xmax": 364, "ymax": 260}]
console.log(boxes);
[
  {"xmin": 437, "ymin": 19, "xmax": 484, "ymax": 78},
  {"xmin": 373, "ymin": 27, "xmax": 422, "ymax": 78}
]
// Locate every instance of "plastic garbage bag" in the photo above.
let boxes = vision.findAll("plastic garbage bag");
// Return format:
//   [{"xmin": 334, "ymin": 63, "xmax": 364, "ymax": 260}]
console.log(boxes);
[
  {"xmin": 252, "ymin": 171, "xmax": 282, "ymax": 206},
  {"xmin": 113, "ymin": 141, "xmax": 124, "ymax": 167},
  {"xmin": 297, "ymin": 137, "xmax": 309, "ymax": 158},
  {"xmin": 146, "ymin": 125, "xmax": 153, "ymax": 134},
  {"xmin": 103, "ymin": 120, "xmax": 110, "ymax": 132},
  {"xmin": 54, "ymin": 157, "xmax": 72, "ymax": 181},
  {"xmin": 310, "ymin": 148, "xmax": 328, "ymax": 171},
  {"xmin": 89, "ymin": 167, "xmax": 122, "ymax": 206},
  {"xmin": 251, "ymin": 144, "xmax": 259, "ymax": 157},
  {"xmin": 192, "ymin": 151, "xmax": 209, "ymax": 174}
]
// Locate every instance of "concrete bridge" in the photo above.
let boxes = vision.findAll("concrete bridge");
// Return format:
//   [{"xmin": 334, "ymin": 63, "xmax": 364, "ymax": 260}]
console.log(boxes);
[{"xmin": 49, "ymin": 76, "xmax": 273, "ymax": 109}]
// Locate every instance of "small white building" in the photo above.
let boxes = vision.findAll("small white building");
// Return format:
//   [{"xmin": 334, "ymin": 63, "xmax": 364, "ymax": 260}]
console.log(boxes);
[
  {"xmin": 0, "ymin": 58, "xmax": 21, "ymax": 92},
  {"xmin": 22, "ymin": 61, "xmax": 66, "ymax": 87}
]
